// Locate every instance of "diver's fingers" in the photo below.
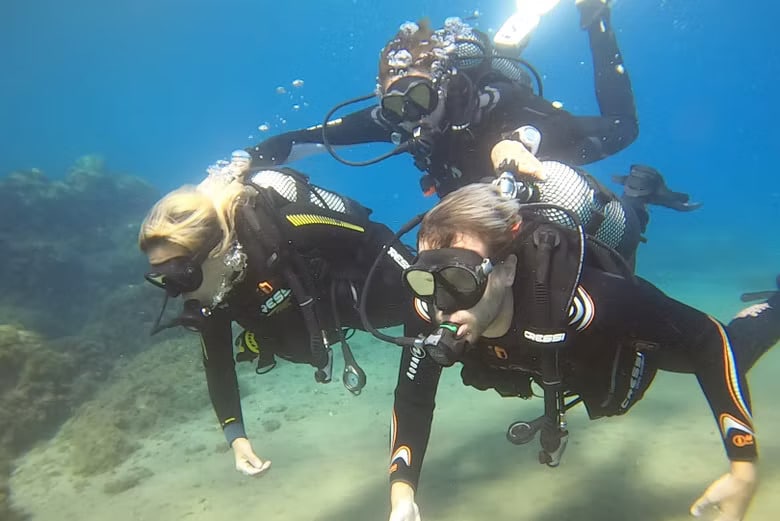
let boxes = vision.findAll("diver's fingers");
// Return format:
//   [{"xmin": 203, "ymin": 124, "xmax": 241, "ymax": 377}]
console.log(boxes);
[
  {"xmin": 690, "ymin": 494, "xmax": 715, "ymax": 517},
  {"xmin": 237, "ymin": 458, "xmax": 271, "ymax": 476},
  {"xmin": 690, "ymin": 473, "xmax": 736, "ymax": 518},
  {"xmin": 491, "ymin": 140, "xmax": 545, "ymax": 181}
]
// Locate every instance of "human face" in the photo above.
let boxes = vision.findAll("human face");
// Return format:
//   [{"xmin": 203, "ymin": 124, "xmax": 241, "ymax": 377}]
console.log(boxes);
[
  {"xmin": 381, "ymin": 76, "xmax": 438, "ymax": 124},
  {"xmin": 381, "ymin": 69, "xmax": 446, "ymax": 130},
  {"xmin": 416, "ymin": 234, "xmax": 516, "ymax": 344}
]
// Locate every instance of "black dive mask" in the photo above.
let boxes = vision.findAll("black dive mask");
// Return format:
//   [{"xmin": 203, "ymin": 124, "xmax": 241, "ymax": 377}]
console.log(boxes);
[
  {"xmin": 145, "ymin": 256, "xmax": 203, "ymax": 298},
  {"xmin": 403, "ymin": 248, "xmax": 496, "ymax": 313},
  {"xmin": 145, "ymin": 256, "xmax": 209, "ymax": 335},
  {"xmin": 357, "ymin": 213, "xmax": 491, "ymax": 369},
  {"xmin": 380, "ymin": 76, "xmax": 439, "ymax": 124}
]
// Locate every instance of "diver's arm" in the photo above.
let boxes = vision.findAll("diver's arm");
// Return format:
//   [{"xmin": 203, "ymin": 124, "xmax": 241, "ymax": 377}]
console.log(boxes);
[
  {"xmin": 488, "ymin": 4, "xmax": 637, "ymax": 165},
  {"xmin": 604, "ymin": 276, "xmax": 758, "ymax": 519},
  {"xmin": 201, "ymin": 312, "xmax": 272, "ymax": 476},
  {"xmin": 580, "ymin": 3, "xmax": 638, "ymax": 143},
  {"xmin": 486, "ymin": 81, "xmax": 634, "ymax": 166},
  {"xmin": 245, "ymin": 106, "xmax": 393, "ymax": 167},
  {"xmin": 389, "ymin": 315, "xmax": 443, "ymax": 493},
  {"xmin": 555, "ymin": 1, "xmax": 638, "ymax": 164},
  {"xmin": 618, "ymin": 278, "xmax": 758, "ymax": 462},
  {"xmin": 619, "ymin": 276, "xmax": 758, "ymax": 518},
  {"xmin": 689, "ymin": 318, "xmax": 757, "ymax": 463},
  {"xmin": 685, "ymin": 318, "xmax": 759, "ymax": 519},
  {"xmin": 199, "ymin": 311, "xmax": 246, "ymax": 445}
]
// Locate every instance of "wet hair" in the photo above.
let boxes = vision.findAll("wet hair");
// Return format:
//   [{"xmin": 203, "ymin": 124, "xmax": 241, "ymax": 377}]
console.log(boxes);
[
  {"xmin": 418, "ymin": 183, "xmax": 522, "ymax": 257},
  {"xmin": 139, "ymin": 181, "xmax": 254, "ymax": 262},
  {"xmin": 378, "ymin": 19, "xmax": 437, "ymax": 88}
]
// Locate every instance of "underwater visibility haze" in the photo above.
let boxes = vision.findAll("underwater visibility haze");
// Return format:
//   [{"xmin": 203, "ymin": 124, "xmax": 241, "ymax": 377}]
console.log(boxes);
[{"xmin": 0, "ymin": 1, "xmax": 778, "ymax": 520}]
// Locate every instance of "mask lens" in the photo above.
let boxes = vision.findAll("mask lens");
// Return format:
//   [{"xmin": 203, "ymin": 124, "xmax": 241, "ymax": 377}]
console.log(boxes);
[
  {"xmin": 404, "ymin": 269, "xmax": 436, "ymax": 297},
  {"xmin": 144, "ymin": 257, "xmax": 203, "ymax": 297},
  {"xmin": 407, "ymin": 82, "xmax": 434, "ymax": 112},
  {"xmin": 145, "ymin": 272, "xmax": 169, "ymax": 291},
  {"xmin": 381, "ymin": 78, "xmax": 437, "ymax": 123},
  {"xmin": 435, "ymin": 266, "xmax": 483, "ymax": 312},
  {"xmin": 438, "ymin": 266, "xmax": 479, "ymax": 294},
  {"xmin": 381, "ymin": 94, "xmax": 406, "ymax": 121}
]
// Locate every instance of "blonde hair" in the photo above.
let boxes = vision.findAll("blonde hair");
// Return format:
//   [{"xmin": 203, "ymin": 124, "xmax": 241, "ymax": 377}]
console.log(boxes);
[
  {"xmin": 419, "ymin": 183, "xmax": 522, "ymax": 257},
  {"xmin": 139, "ymin": 180, "xmax": 254, "ymax": 261}
]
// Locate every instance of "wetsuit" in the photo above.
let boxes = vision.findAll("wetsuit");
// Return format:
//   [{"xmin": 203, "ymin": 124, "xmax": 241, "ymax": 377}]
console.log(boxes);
[
  {"xmin": 195, "ymin": 169, "xmax": 414, "ymax": 445},
  {"xmin": 389, "ymin": 226, "xmax": 777, "ymax": 490},
  {"xmin": 247, "ymin": 10, "xmax": 637, "ymax": 198}
]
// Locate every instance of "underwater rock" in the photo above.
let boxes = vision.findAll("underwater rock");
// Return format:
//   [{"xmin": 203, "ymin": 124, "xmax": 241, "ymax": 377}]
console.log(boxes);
[
  {"xmin": 58, "ymin": 337, "xmax": 208, "ymax": 476},
  {"xmin": 81, "ymin": 283, "xmax": 176, "ymax": 357},
  {"xmin": 0, "ymin": 156, "xmax": 159, "ymax": 337},
  {"xmin": 0, "ymin": 324, "xmax": 107, "ymax": 520},
  {"xmin": 0, "ymin": 325, "xmax": 79, "ymax": 453}
]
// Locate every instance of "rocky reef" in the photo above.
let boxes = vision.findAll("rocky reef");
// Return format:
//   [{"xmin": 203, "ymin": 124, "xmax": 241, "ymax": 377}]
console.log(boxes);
[
  {"xmin": 0, "ymin": 156, "xmax": 170, "ymax": 519},
  {"xmin": 0, "ymin": 155, "xmax": 159, "ymax": 337},
  {"xmin": 58, "ymin": 336, "xmax": 206, "ymax": 477}
]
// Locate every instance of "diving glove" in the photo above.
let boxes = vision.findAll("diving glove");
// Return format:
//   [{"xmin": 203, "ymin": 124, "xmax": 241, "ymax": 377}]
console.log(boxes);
[{"xmin": 613, "ymin": 164, "xmax": 702, "ymax": 212}]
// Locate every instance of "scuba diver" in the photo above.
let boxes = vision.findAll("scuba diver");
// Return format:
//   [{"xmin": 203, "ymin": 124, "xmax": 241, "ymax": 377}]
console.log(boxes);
[
  {"xmin": 357, "ymin": 182, "xmax": 779, "ymax": 521},
  {"xmin": 246, "ymin": 4, "xmax": 699, "ymax": 243},
  {"xmin": 138, "ymin": 152, "xmax": 414, "ymax": 476},
  {"xmin": 248, "ymin": 3, "xmax": 640, "ymax": 197}
]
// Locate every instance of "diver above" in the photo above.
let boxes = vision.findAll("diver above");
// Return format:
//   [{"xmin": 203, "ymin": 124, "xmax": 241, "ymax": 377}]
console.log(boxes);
[{"xmin": 247, "ymin": 3, "xmax": 639, "ymax": 197}]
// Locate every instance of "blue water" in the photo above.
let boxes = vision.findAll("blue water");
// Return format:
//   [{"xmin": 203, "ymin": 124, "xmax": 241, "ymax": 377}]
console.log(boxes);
[
  {"xmin": 2, "ymin": 2, "xmax": 779, "ymax": 519},
  {"xmin": 3, "ymin": 0, "xmax": 777, "ymax": 232}
]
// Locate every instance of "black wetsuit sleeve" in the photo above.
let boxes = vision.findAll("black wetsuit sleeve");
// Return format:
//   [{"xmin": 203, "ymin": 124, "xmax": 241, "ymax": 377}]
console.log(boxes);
[
  {"xmin": 199, "ymin": 310, "xmax": 246, "ymax": 445},
  {"xmin": 389, "ymin": 306, "xmax": 442, "ymax": 490},
  {"xmin": 358, "ymin": 221, "xmax": 415, "ymax": 328},
  {"xmin": 603, "ymin": 277, "xmax": 757, "ymax": 461},
  {"xmin": 491, "ymin": 10, "xmax": 637, "ymax": 165},
  {"xmin": 245, "ymin": 106, "xmax": 393, "ymax": 166}
]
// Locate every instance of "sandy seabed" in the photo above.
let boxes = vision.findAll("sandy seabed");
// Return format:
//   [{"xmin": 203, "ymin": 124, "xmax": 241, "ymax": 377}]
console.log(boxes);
[{"xmin": 10, "ymin": 278, "xmax": 780, "ymax": 521}]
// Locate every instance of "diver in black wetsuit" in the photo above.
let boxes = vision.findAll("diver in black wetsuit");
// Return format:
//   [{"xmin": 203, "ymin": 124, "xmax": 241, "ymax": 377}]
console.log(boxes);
[
  {"xmin": 248, "ymin": 4, "xmax": 640, "ymax": 198},
  {"xmin": 139, "ymin": 160, "xmax": 413, "ymax": 476},
  {"xmin": 370, "ymin": 183, "xmax": 779, "ymax": 521},
  {"xmin": 246, "ymin": 4, "xmax": 699, "ymax": 261}
]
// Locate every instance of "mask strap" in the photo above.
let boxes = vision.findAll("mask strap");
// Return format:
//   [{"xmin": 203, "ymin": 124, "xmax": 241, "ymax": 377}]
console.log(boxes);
[{"xmin": 149, "ymin": 293, "xmax": 171, "ymax": 335}]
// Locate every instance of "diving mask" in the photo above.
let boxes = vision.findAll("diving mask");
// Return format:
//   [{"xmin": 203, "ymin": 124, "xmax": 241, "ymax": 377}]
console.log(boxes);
[
  {"xmin": 403, "ymin": 248, "xmax": 497, "ymax": 313},
  {"xmin": 145, "ymin": 256, "xmax": 204, "ymax": 298},
  {"xmin": 381, "ymin": 76, "xmax": 438, "ymax": 124}
]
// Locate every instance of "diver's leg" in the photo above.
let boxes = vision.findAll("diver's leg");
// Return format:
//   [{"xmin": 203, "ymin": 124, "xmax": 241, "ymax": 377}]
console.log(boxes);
[
  {"xmin": 613, "ymin": 164, "xmax": 702, "ymax": 213},
  {"xmin": 728, "ymin": 276, "xmax": 780, "ymax": 373}
]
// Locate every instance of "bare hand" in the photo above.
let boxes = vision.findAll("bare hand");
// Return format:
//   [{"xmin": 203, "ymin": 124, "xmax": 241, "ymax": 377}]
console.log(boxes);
[
  {"xmin": 690, "ymin": 463, "xmax": 757, "ymax": 521},
  {"xmin": 389, "ymin": 482, "xmax": 421, "ymax": 521},
  {"xmin": 490, "ymin": 140, "xmax": 545, "ymax": 181},
  {"xmin": 231, "ymin": 437, "xmax": 272, "ymax": 477}
]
